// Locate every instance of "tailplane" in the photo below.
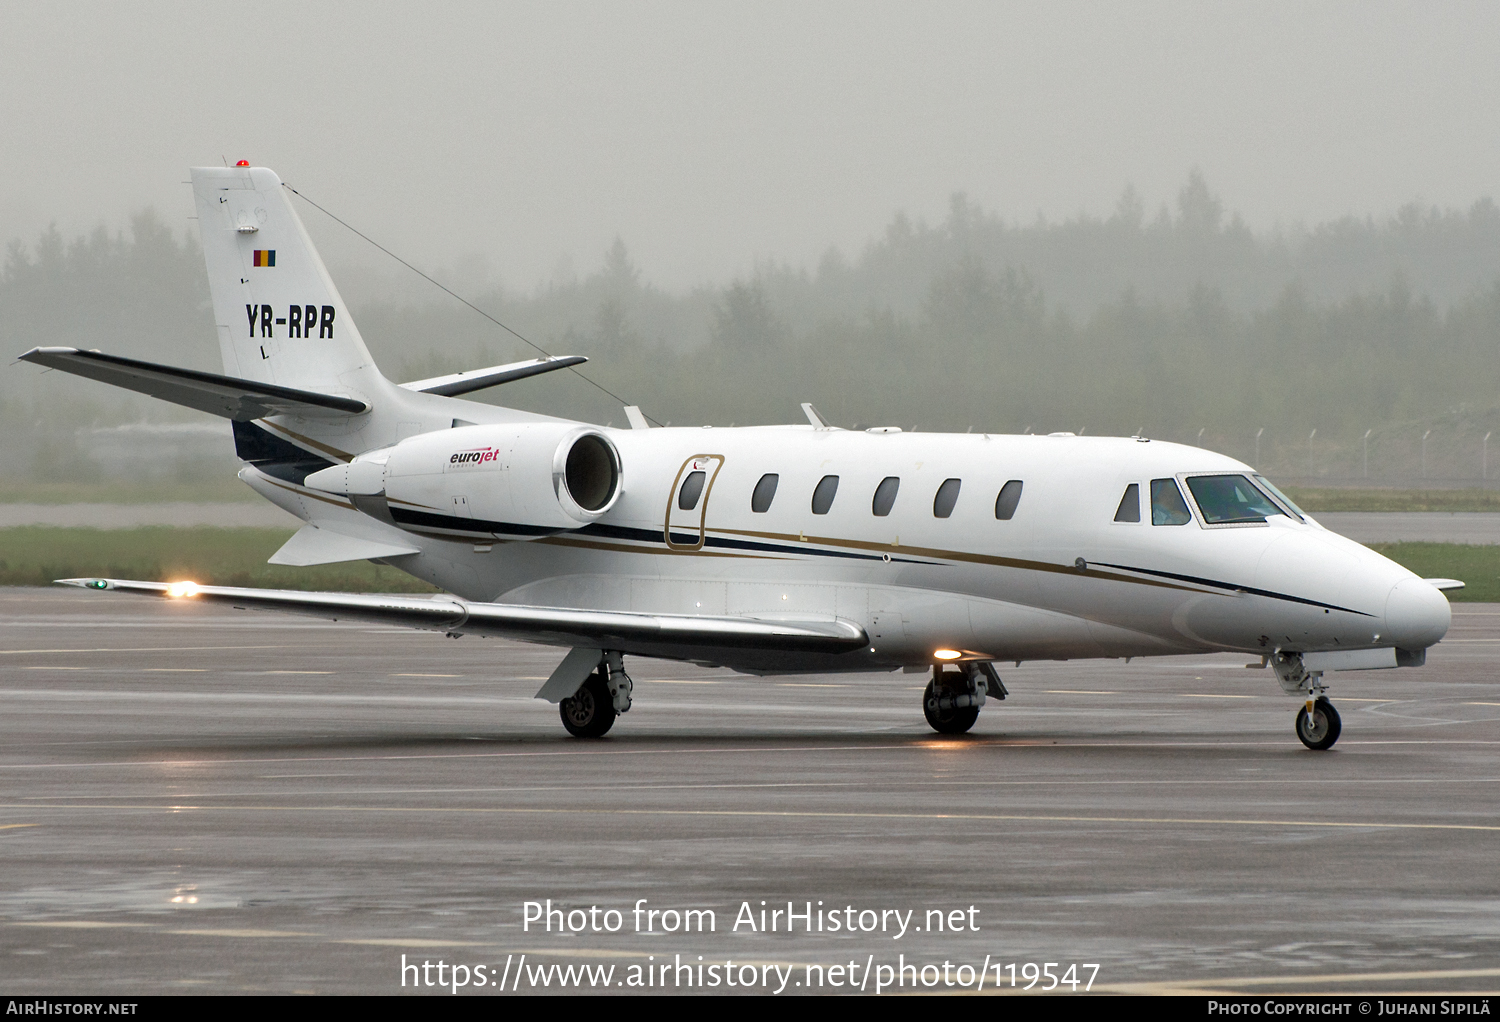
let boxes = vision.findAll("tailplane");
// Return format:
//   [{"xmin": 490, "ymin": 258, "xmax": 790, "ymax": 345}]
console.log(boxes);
[{"xmin": 19, "ymin": 165, "xmax": 585, "ymax": 472}]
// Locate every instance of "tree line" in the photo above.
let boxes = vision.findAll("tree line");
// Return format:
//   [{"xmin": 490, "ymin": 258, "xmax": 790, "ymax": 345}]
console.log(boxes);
[{"xmin": 4, "ymin": 172, "xmax": 1500, "ymax": 482}]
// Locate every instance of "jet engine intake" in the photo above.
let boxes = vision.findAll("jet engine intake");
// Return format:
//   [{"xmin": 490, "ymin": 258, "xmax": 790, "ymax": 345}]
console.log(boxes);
[{"xmin": 555, "ymin": 430, "xmax": 622, "ymax": 521}]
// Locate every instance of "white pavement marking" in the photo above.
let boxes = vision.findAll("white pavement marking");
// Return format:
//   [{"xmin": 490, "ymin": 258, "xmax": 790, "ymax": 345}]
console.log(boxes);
[{"xmin": 6, "ymin": 802, "xmax": 1500, "ymax": 832}]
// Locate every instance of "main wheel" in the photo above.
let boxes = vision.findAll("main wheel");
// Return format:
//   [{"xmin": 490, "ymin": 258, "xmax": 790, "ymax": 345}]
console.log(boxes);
[
  {"xmin": 923, "ymin": 680, "xmax": 980, "ymax": 735},
  {"xmin": 1295, "ymin": 696, "xmax": 1342, "ymax": 750},
  {"xmin": 560, "ymin": 673, "xmax": 616, "ymax": 738}
]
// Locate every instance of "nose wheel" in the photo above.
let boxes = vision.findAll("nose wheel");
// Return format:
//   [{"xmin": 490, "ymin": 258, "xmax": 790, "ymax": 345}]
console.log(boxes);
[{"xmin": 1295, "ymin": 696, "xmax": 1342, "ymax": 750}]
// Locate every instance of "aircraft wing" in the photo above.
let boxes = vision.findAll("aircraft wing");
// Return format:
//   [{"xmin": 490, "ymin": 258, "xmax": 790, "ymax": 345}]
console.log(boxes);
[
  {"xmin": 17, "ymin": 347, "xmax": 369, "ymax": 420},
  {"xmin": 57, "ymin": 578, "xmax": 869, "ymax": 653}
]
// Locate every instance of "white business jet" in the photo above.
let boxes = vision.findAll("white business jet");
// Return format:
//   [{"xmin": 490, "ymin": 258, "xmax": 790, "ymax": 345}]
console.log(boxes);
[{"xmin": 18, "ymin": 165, "xmax": 1459, "ymax": 748}]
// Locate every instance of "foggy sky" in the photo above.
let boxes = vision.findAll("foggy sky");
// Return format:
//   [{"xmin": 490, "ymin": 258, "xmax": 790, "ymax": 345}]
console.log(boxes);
[{"xmin": 5, "ymin": 1, "xmax": 1500, "ymax": 292}]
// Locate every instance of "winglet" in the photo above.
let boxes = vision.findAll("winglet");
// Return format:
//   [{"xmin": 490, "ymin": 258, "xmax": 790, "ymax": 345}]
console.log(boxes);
[{"xmin": 57, "ymin": 578, "xmax": 115, "ymax": 590}]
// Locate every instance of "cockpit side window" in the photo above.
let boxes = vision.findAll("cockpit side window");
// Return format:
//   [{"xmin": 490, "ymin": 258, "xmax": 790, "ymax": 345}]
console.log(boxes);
[
  {"xmin": 1150, "ymin": 478, "xmax": 1192, "ymax": 525},
  {"xmin": 1114, "ymin": 483, "xmax": 1141, "ymax": 523},
  {"xmin": 1186, "ymin": 474, "xmax": 1286, "ymax": 525}
]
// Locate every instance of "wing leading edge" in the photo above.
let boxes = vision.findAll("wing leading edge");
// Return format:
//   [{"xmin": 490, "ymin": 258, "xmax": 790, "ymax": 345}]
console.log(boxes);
[{"xmin": 57, "ymin": 578, "xmax": 869, "ymax": 653}]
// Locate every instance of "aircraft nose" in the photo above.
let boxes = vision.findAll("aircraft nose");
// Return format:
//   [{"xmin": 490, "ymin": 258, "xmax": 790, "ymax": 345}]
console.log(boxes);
[{"xmin": 1384, "ymin": 577, "xmax": 1451, "ymax": 651}]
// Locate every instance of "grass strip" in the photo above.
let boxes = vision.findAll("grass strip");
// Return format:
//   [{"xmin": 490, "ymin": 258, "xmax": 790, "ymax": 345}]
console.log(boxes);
[
  {"xmin": 0, "ymin": 478, "xmax": 258, "ymax": 504},
  {"xmin": 0, "ymin": 527, "xmax": 440, "ymax": 592},
  {"xmin": 1365, "ymin": 543, "xmax": 1500, "ymax": 602},
  {"xmin": 1285, "ymin": 487, "xmax": 1500, "ymax": 513}
]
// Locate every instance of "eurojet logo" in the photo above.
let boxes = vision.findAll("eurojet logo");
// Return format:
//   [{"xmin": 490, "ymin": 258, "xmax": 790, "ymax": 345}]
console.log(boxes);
[{"xmin": 451, "ymin": 446, "xmax": 500, "ymax": 467}]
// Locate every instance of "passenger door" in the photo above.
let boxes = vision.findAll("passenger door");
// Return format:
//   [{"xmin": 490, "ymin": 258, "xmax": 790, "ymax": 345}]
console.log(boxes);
[{"xmin": 665, "ymin": 455, "xmax": 725, "ymax": 550}]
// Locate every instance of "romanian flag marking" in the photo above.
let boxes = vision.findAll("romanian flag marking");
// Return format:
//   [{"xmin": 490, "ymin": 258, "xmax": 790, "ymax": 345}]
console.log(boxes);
[{"xmin": 253, "ymin": 250, "xmax": 276, "ymax": 267}]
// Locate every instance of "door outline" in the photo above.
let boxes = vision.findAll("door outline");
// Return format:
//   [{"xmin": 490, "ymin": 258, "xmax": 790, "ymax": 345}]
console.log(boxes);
[{"xmin": 664, "ymin": 454, "xmax": 725, "ymax": 550}]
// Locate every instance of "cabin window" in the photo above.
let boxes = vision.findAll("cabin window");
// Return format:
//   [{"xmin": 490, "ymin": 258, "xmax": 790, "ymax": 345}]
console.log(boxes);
[
  {"xmin": 1187, "ymin": 474, "xmax": 1286, "ymax": 525},
  {"xmin": 1114, "ymin": 483, "xmax": 1141, "ymax": 522},
  {"xmin": 872, "ymin": 476, "xmax": 900, "ymax": 516},
  {"xmin": 1151, "ymin": 478, "xmax": 1192, "ymax": 525},
  {"xmin": 994, "ymin": 479, "xmax": 1023, "ymax": 520},
  {"xmin": 811, "ymin": 475, "xmax": 839, "ymax": 514},
  {"xmin": 933, "ymin": 478, "xmax": 962, "ymax": 518},
  {"xmin": 751, "ymin": 473, "xmax": 779, "ymax": 513},
  {"xmin": 678, "ymin": 470, "xmax": 706, "ymax": 511}
]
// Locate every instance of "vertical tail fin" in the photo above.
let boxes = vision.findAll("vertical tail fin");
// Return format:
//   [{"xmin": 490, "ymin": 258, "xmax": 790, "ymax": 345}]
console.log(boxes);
[{"xmin": 191, "ymin": 166, "xmax": 382, "ymax": 396}]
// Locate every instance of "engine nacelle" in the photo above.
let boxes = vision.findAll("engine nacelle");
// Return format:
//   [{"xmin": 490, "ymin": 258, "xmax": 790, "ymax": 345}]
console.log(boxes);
[{"xmin": 305, "ymin": 422, "xmax": 622, "ymax": 536}]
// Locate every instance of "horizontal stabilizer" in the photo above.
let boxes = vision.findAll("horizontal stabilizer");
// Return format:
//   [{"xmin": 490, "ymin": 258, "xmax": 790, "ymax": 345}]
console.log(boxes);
[
  {"xmin": 398, "ymin": 356, "xmax": 587, "ymax": 397},
  {"xmin": 17, "ymin": 347, "xmax": 369, "ymax": 421},
  {"xmin": 1425, "ymin": 578, "xmax": 1465, "ymax": 591},
  {"xmin": 268, "ymin": 524, "xmax": 420, "ymax": 566},
  {"xmin": 57, "ymin": 578, "xmax": 869, "ymax": 653}
]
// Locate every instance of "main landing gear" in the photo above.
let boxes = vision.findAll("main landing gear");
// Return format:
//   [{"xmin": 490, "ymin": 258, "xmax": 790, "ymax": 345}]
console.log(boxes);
[
  {"xmin": 559, "ymin": 652, "xmax": 635, "ymax": 739},
  {"xmin": 1271, "ymin": 652, "xmax": 1343, "ymax": 750},
  {"xmin": 559, "ymin": 669, "xmax": 615, "ymax": 738},
  {"xmin": 923, "ymin": 662, "xmax": 1007, "ymax": 735}
]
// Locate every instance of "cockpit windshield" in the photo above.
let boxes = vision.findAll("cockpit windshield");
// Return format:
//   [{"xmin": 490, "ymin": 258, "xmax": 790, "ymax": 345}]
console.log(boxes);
[
  {"xmin": 1251, "ymin": 474, "xmax": 1307, "ymax": 521},
  {"xmin": 1186, "ymin": 474, "xmax": 1286, "ymax": 525}
]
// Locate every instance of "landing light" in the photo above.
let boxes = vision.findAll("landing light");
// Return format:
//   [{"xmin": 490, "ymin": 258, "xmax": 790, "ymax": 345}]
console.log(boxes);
[
  {"xmin": 933, "ymin": 649, "xmax": 963, "ymax": 661},
  {"xmin": 166, "ymin": 581, "xmax": 200, "ymax": 599}
]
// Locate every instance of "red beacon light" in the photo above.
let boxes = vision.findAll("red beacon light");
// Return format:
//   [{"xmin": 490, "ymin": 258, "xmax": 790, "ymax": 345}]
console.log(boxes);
[{"xmin": 235, "ymin": 160, "xmax": 249, "ymax": 167}]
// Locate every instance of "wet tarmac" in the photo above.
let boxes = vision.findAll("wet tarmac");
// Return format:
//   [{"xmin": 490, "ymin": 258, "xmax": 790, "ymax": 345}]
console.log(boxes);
[{"xmin": 2, "ymin": 586, "xmax": 1498, "ymax": 995}]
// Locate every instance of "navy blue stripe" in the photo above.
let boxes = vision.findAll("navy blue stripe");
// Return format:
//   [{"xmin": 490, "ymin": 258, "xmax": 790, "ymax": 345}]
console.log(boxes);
[
  {"xmin": 389, "ymin": 506, "xmax": 562, "ymax": 538},
  {"xmin": 1091, "ymin": 560, "xmax": 1375, "ymax": 617},
  {"xmin": 575, "ymin": 521, "xmax": 928, "ymax": 563},
  {"xmin": 383, "ymin": 511, "xmax": 934, "ymax": 564}
]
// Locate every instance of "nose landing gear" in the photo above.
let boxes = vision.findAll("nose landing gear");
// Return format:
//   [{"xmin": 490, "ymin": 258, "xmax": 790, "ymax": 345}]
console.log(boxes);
[
  {"xmin": 1294, "ymin": 696, "xmax": 1342, "ymax": 750},
  {"xmin": 1271, "ymin": 652, "xmax": 1342, "ymax": 750}
]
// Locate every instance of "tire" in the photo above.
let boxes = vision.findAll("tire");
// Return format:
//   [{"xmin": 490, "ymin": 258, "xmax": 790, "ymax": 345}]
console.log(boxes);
[
  {"xmin": 923, "ymin": 679, "xmax": 980, "ymax": 735},
  {"xmin": 1295, "ymin": 696, "xmax": 1342, "ymax": 750},
  {"xmin": 560, "ymin": 672, "xmax": 616, "ymax": 738}
]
